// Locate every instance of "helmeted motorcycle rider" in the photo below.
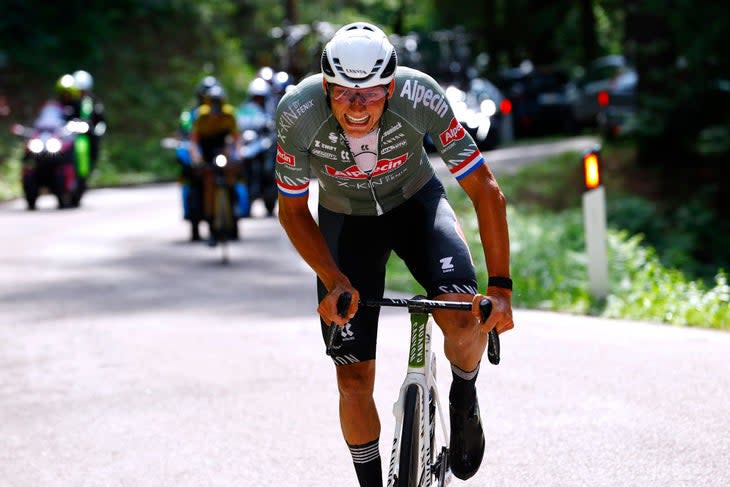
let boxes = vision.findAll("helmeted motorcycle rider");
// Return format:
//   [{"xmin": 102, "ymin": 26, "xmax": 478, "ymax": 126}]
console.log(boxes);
[
  {"xmin": 69, "ymin": 69, "xmax": 106, "ymax": 204},
  {"xmin": 236, "ymin": 77, "xmax": 277, "ymax": 216},
  {"xmin": 55, "ymin": 74, "xmax": 82, "ymax": 120},
  {"xmin": 72, "ymin": 70, "xmax": 106, "ymax": 175},
  {"xmin": 18, "ymin": 77, "xmax": 81, "ymax": 210}
]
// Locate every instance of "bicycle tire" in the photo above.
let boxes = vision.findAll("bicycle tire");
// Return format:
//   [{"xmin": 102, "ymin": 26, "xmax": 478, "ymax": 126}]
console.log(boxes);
[
  {"xmin": 214, "ymin": 187, "xmax": 234, "ymax": 242},
  {"xmin": 397, "ymin": 384, "xmax": 422, "ymax": 487}
]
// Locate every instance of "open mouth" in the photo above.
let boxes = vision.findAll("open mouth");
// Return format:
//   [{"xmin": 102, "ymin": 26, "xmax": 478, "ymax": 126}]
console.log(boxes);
[{"xmin": 345, "ymin": 113, "xmax": 370, "ymax": 125}]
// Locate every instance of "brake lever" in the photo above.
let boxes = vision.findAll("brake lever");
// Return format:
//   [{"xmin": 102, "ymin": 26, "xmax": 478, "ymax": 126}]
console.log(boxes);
[
  {"xmin": 480, "ymin": 298, "xmax": 500, "ymax": 365},
  {"xmin": 325, "ymin": 292, "xmax": 352, "ymax": 356}
]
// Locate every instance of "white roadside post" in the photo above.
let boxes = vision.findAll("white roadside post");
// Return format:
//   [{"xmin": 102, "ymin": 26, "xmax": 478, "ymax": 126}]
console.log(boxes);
[{"xmin": 582, "ymin": 146, "xmax": 609, "ymax": 300}]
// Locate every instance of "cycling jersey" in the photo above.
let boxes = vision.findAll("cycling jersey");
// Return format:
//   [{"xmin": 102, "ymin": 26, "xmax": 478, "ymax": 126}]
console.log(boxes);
[
  {"xmin": 274, "ymin": 66, "xmax": 485, "ymax": 216},
  {"xmin": 192, "ymin": 103, "xmax": 238, "ymax": 139},
  {"xmin": 191, "ymin": 103, "xmax": 238, "ymax": 162},
  {"xmin": 317, "ymin": 175, "xmax": 478, "ymax": 364}
]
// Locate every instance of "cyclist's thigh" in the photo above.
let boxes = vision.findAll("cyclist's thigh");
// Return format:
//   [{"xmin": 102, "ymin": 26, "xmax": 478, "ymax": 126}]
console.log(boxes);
[
  {"xmin": 391, "ymin": 176, "xmax": 478, "ymax": 298},
  {"xmin": 317, "ymin": 205, "xmax": 391, "ymax": 365}
]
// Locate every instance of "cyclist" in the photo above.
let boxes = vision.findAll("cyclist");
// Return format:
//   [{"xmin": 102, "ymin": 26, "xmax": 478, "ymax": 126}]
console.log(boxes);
[
  {"xmin": 190, "ymin": 84, "xmax": 242, "ymax": 246},
  {"xmin": 177, "ymin": 76, "xmax": 221, "ymax": 241},
  {"xmin": 275, "ymin": 21, "xmax": 514, "ymax": 486}
]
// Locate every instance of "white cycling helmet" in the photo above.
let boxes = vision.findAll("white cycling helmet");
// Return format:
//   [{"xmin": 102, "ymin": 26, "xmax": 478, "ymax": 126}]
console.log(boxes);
[
  {"xmin": 248, "ymin": 77, "xmax": 271, "ymax": 97},
  {"xmin": 73, "ymin": 70, "xmax": 93, "ymax": 91},
  {"xmin": 321, "ymin": 22, "xmax": 397, "ymax": 89}
]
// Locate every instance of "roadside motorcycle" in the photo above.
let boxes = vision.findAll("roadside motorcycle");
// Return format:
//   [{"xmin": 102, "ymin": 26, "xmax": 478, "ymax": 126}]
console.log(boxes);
[
  {"xmin": 237, "ymin": 104, "xmax": 277, "ymax": 216},
  {"xmin": 11, "ymin": 103, "xmax": 85, "ymax": 210}
]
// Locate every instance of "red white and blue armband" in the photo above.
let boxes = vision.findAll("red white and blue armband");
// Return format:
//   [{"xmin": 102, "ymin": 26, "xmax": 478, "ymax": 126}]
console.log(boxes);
[{"xmin": 449, "ymin": 149, "xmax": 484, "ymax": 180}]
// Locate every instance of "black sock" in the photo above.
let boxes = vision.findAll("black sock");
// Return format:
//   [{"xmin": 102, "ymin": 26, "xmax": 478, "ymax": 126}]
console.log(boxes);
[
  {"xmin": 449, "ymin": 362, "xmax": 480, "ymax": 408},
  {"xmin": 348, "ymin": 438, "xmax": 382, "ymax": 487}
]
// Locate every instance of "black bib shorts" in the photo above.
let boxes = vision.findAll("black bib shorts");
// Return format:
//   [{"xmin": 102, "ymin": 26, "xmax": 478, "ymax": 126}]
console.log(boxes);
[{"xmin": 317, "ymin": 175, "xmax": 478, "ymax": 365}]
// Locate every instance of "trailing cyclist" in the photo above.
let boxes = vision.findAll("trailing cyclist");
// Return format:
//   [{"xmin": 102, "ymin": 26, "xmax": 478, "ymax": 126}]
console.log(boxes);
[
  {"xmin": 176, "ymin": 75, "xmax": 221, "ymax": 241},
  {"xmin": 189, "ymin": 84, "xmax": 243, "ymax": 246},
  {"xmin": 274, "ymin": 21, "xmax": 514, "ymax": 486}
]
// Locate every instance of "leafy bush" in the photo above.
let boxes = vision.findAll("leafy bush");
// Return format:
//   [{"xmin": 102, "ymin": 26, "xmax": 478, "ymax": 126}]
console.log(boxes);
[{"xmin": 384, "ymin": 151, "xmax": 729, "ymax": 330}]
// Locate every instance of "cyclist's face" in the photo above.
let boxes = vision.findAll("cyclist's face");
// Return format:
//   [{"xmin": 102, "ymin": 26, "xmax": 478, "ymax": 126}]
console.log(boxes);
[{"xmin": 327, "ymin": 82, "xmax": 394, "ymax": 137}]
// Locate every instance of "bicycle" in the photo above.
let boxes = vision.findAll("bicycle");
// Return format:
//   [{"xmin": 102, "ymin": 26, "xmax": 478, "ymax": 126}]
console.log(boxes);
[
  {"xmin": 208, "ymin": 152, "xmax": 240, "ymax": 264},
  {"xmin": 326, "ymin": 293, "xmax": 500, "ymax": 486}
]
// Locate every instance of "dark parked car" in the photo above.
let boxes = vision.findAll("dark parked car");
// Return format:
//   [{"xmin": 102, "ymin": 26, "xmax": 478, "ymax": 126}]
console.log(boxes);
[
  {"xmin": 596, "ymin": 67, "xmax": 638, "ymax": 138},
  {"xmin": 496, "ymin": 63, "xmax": 577, "ymax": 137},
  {"xmin": 572, "ymin": 54, "xmax": 634, "ymax": 128}
]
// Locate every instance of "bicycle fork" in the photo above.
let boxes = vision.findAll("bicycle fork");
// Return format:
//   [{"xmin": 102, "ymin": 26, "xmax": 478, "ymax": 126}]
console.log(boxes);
[{"xmin": 387, "ymin": 312, "xmax": 448, "ymax": 487}]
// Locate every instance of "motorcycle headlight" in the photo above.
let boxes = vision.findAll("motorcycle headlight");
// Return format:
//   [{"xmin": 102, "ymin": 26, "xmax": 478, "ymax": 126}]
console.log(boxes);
[
  {"xmin": 45, "ymin": 137, "xmax": 62, "ymax": 153},
  {"xmin": 215, "ymin": 154, "xmax": 228, "ymax": 167},
  {"xmin": 28, "ymin": 138, "xmax": 44, "ymax": 153}
]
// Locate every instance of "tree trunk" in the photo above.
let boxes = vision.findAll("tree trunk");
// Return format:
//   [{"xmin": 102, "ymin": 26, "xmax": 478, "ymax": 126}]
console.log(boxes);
[{"xmin": 578, "ymin": 0, "xmax": 597, "ymax": 66}]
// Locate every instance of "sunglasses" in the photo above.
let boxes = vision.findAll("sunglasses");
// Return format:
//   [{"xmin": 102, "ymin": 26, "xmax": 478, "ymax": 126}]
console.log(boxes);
[{"xmin": 328, "ymin": 85, "xmax": 389, "ymax": 105}]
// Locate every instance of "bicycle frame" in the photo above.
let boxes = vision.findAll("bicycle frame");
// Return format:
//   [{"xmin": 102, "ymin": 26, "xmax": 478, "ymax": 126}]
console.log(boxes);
[
  {"xmin": 386, "ymin": 310, "xmax": 447, "ymax": 486},
  {"xmin": 326, "ymin": 294, "xmax": 498, "ymax": 487}
]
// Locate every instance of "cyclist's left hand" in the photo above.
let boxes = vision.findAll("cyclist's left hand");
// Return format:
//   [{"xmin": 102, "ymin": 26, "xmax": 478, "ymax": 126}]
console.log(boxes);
[{"xmin": 472, "ymin": 289, "xmax": 513, "ymax": 335}]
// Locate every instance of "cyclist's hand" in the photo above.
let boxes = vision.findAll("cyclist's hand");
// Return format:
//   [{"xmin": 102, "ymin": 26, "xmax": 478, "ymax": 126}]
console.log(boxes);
[
  {"xmin": 318, "ymin": 283, "xmax": 359, "ymax": 326},
  {"xmin": 472, "ymin": 289, "xmax": 513, "ymax": 335}
]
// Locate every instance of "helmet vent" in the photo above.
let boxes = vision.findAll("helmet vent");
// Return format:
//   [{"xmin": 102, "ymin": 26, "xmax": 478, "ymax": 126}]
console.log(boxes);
[
  {"xmin": 321, "ymin": 50, "xmax": 335, "ymax": 77},
  {"xmin": 380, "ymin": 51, "xmax": 397, "ymax": 80}
]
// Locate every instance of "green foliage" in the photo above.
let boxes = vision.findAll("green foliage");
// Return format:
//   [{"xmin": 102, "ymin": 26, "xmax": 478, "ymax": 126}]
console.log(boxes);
[
  {"xmin": 0, "ymin": 134, "xmax": 22, "ymax": 201},
  {"xmin": 385, "ymin": 149, "xmax": 729, "ymax": 330},
  {"xmin": 385, "ymin": 195, "xmax": 729, "ymax": 329}
]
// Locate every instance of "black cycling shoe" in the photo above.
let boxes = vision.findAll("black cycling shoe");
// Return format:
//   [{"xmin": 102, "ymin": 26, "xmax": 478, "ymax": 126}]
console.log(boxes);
[{"xmin": 449, "ymin": 395, "xmax": 485, "ymax": 480}]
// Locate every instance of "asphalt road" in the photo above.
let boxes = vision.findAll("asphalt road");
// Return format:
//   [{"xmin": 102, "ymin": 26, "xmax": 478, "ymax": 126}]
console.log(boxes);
[{"xmin": 1, "ymin": 139, "xmax": 728, "ymax": 487}]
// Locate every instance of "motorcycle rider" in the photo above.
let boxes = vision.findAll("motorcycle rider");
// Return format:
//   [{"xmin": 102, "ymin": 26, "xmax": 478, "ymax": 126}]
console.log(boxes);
[
  {"xmin": 270, "ymin": 70, "xmax": 294, "ymax": 111},
  {"xmin": 236, "ymin": 77, "xmax": 277, "ymax": 216},
  {"xmin": 55, "ymin": 74, "xmax": 82, "ymax": 120},
  {"xmin": 189, "ymin": 84, "xmax": 243, "ymax": 246},
  {"xmin": 71, "ymin": 69, "xmax": 106, "ymax": 204},
  {"xmin": 72, "ymin": 70, "xmax": 106, "ymax": 172},
  {"xmin": 17, "ymin": 77, "xmax": 81, "ymax": 210}
]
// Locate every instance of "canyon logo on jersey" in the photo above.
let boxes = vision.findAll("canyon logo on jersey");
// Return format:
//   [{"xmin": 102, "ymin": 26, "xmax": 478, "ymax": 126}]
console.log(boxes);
[
  {"xmin": 325, "ymin": 154, "xmax": 408, "ymax": 179},
  {"xmin": 276, "ymin": 144, "xmax": 295, "ymax": 166},
  {"xmin": 439, "ymin": 117, "xmax": 466, "ymax": 147}
]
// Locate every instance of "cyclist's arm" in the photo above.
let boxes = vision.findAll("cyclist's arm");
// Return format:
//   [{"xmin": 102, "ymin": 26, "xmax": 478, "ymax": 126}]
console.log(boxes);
[
  {"xmin": 458, "ymin": 163, "xmax": 514, "ymax": 334},
  {"xmin": 189, "ymin": 131, "xmax": 203, "ymax": 164},
  {"xmin": 277, "ymin": 194, "xmax": 358, "ymax": 324}
]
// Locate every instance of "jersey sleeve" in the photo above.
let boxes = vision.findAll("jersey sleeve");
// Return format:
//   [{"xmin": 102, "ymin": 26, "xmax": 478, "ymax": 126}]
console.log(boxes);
[
  {"xmin": 273, "ymin": 90, "xmax": 313, "ymax": 199},
  {"xmin": 408, "ymin": 70, "xmax": 485, "ymax": 181}
]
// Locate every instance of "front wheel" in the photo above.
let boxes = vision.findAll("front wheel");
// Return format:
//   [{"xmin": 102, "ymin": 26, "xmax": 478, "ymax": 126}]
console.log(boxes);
[
  {"xmin": 213, "ymin": 186, "xmax": 235, "ymax": 241},
  {"xmin": 397, "ymin": 384, "xmax": 422, "ymax": 487}
]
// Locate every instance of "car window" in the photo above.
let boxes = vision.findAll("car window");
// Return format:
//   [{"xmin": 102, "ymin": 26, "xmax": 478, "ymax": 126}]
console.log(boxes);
[{"xmin": 530, "ymin": 71, "xmax": 569, "ymax": 92}]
